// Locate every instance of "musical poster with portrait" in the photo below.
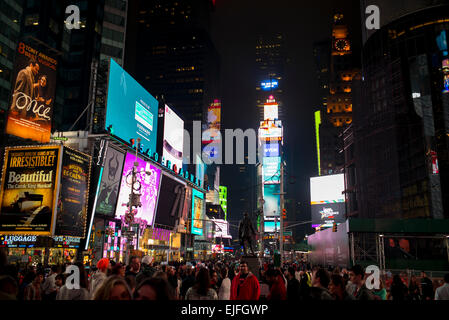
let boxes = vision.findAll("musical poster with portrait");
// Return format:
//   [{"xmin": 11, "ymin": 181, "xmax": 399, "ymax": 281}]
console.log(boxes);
[{"xmin": 5, "ymin": 42, "xmax": 58, "ymax": 143}]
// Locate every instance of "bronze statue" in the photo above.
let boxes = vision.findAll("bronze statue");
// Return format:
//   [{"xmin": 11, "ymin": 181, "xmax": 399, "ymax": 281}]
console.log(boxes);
[{"xmin": 239, "ymin": 212, "xmax": 256, "ymax": 256}]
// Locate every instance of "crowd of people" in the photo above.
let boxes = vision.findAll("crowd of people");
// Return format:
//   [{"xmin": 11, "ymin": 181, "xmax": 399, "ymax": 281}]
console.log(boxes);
[{"xmin": 0, "ymin": 250, "xmax": 448, "ymax": 301}]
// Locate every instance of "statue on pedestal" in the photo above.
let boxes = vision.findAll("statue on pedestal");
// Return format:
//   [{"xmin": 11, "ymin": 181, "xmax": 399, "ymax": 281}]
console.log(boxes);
[{"xmin": 239, "ymin": 212, "xmax": 256, "ymax": 256}]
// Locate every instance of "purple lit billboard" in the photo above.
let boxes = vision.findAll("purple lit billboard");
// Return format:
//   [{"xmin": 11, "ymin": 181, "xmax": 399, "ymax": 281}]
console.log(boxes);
[{"xmin": 115, "ymin": 153, "xmax": 161, "ymax": 225}]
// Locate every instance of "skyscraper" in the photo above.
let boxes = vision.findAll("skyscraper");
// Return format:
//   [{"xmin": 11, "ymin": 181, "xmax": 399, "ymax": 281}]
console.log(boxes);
[{"xmin": 126, "ymin": 0, "xmax": 220, "ymax": 130}]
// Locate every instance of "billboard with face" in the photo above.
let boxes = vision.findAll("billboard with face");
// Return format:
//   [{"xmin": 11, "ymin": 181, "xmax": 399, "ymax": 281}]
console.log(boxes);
[
  {"xmin": 115, "ymin": 153, "xmax": 161, "ymax": 225},
  {"xmin": 93, "ymin": 145, "xmax": 125, "ymax": 217},
  {"xmin": 55, "ymin": 147, "xmax": 92, "ymax": 237},
  {"xmin": 0, "ymin": 146, "xmax": 62, "ymax": 235},
  {"xmin": 105, "ymin": 59, "xmax": 158, "ymax": 152},
  {"xmin": 5, "ymin": 42, "xmax": 58, "ymax": 142},
  {"xmin": 162, "ymin": 105, "xmax": 184, "ymax": 170}
]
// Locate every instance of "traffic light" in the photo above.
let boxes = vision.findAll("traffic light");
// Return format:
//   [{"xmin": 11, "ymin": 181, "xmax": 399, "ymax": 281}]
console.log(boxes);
[
  {"xmin": 282, "ymin": 208, "xmax": 287, "ymax": 220},
  {"xmin": 332, "ymin": 222, "xmax": 337, "ymax": 232}
]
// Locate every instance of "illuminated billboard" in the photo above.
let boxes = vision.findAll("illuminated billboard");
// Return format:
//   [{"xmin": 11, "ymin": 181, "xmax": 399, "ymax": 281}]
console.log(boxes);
[
  {"xmin": 263, "ymin": 157, "xmax": 281, "ymax": 184},
  {"xmin": 310, "ymin": 174, "xmax": 346, "ymax": 227},
  {"xmin": 202, "ymin": 100, "xmax": 221, "ymax": 160},
  {"xmin": 191, "ymin": 188, "xmax": 205, "ymax": 236},
  {"xmin": 264, "ymin": 220, "xmax": 280, "ymax": 233},
  {"xmin": 0, "ymin": 146, "xmax": 62, "ymax": 235},
  {"xmin": 6, "ymin": 42, "xmax": 58, "ymax": 143},
  {"xmin": 263, "ymin": 184, "xmax": 280, "ymax": 217},
  {"xmin": 178, "ymin": 186, "xmax": 192, "ymax": 233},
  {"xmin": 262, "ymin": 142, "xmax": 280, "ymax": 158},
  {"xmin": 264, "ymin": 102, "xmax": 278, "ymax": 121},
  {"xmin": 105, "ymin": 59, "xmax": 158, "ymax": 152},
  {"xmin": 55, "ymin": 147, "xmax": 92, "ymax": 237},
  {"xmin": 116, "ymin": 153, "xmax": 161, "ymax": 225},
  {"xmin": 212, "ymin": 219, "xmax": 231, "ymax": 239},
  {"xmin": 219, "ymin": 186, "xmax": 227, "ymax": 220},
  {"xmin": 93, "ymin": 145, "xmax": 125, "ymax": 217},
  {"xmin": 162, "ymin": 105, "xmax": 184, "ymax": 170},
  {"xmin": 261, "ymin": 80, "xmax": 279, "ymax": 90},
  {"xmin": 259, "ymin": 120, "xmax": 283, "ymax": 142},
  {"xmin": 154, "ymin": 173, "xmax": 186, "ymax": 228}
]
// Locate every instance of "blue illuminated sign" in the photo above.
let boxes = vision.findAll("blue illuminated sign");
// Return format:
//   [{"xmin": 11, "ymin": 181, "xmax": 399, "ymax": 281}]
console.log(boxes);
[
  {"xmin": 261, "ymin": 80, "xmax": 279, "ymax": 90},
  {"xmin": 263, "ymin": 142, "xmax": 280, "ymax": 157},
  {"xmin": 105, "ymin": 59, "xmax": 158, "ymax": 152}
]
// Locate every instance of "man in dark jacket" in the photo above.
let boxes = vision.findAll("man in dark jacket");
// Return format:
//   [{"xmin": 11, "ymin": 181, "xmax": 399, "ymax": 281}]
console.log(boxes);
[
  {"xmin": 420, "ymin": 271, "xmax": 434, "ymax": 300},
  {"xmin": 136, "ymin": 256, "xmax": 156, "ymax": 285},
  {"xmin": 309, "ymin": 268, "xmax": 334, "ymax": 300},
  {"xmin": 286, "ymin": 267, "xmax": 301, "ymax": 301},
  {"xmin": 349, "ymin": 265, "xmax": 375, "ymax": 300},
  {"xmin": 180, "ymin": 266, "xmax": 195, "ymax": 300}
]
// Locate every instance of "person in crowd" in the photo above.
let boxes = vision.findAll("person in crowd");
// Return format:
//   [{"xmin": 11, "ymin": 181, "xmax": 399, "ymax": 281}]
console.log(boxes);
[
  {"xmin": 265, "ymin": 268, "xmax": 287, "ymax": 300},
  {"xmin": 408, "ymin": 275, "xmax": 421, "ymax": 301},
  {"xmin": 230, "ymin": 261, "xmax": 260, "ymax": 300},
  {"xmin": 298, "ymin": 270, "xmax": 312, "ymax": 300},
  {"xmin": 134, "ymin": 277, "xmax": 174, "ymax": 300},
  {"xmin": 54, "ymin": 274, "xmax": 64, "ymax": 297},
  {"xmin": 0, "ymin": 275, "xmax": 18, "ymax": 300},
  {"xmin": 92, "ymin": 276, "xmax": 132, "ymax": 300},
  {"xmin": 56, "ymin": 263, "xmax": 89, "ymax": 300},
  {"xmin": 167, "ymin": 266, "xmax": 178, "ymax": 298},
  {"xmin": 309, "ymin": 268, "xmax": 333, "ymax": 300},
  {"xmin": 420, "ymin": 271, "xmax": 434, "ymax": 300},
  {"xmin": 126, "ymin": 256, "xmax": 141, "ymax": 278},
  {"xmin": 125, "ymin": 275, "xmax": 136, "ymax": 295},
  {"xmin": 136, "ymin": 255, "xmax": 156, "ymax": 285},
  {"xmin": 153, "ymin": 270, "xmax": 169, "ymax": 282},
  {"xmin": 42, "ymin": 265, "xmax": 59, "ymax": 300},
  {"xmin": 328, "ymin": 274, "xmax": 354, "ymax": 301},
  {"xmin": 19, "ymin": 269, "xmax": 36, "ymax": 300},
  {"xmin": 185, "ymin": 267, "xmax": 218, "ymax": 300},
  {"xmin": 371, "ymin": 278, "xmax": 387, "ymax": 301},
  {"xmin": 210, "ymin": 269, "xmax": 220, "ymax": 295},
  {"xmin": 180, "ymin": 266, "xmax": 196, "ymax": 300},
  {"xmin": 390, "ymin": 274, "xmax": 409, "ymax": 301},
  {"xmin": 111, "ymin": 263, "xmax": 126, "ymax": 278},
  {"xmin": 24, "ymin": 271, "xmax": 44, "ymax": 300},
  {"xmin": 434, "ymin": 273, "xmax": 449, "ymax": 300},
  {"xmin": 348, "ymin": 265, "xmax": 374, "ymax": 300},
  {"xmin": 218, "ymin": 267, "xmax": 231, "ymax": 300},
  {"xmin": 89, "ymin": 258, "xmax": 110, "ymax": 298},
  {"xmin": 286, "ymin": 266, "xmax": 301, "ymax": 301}
]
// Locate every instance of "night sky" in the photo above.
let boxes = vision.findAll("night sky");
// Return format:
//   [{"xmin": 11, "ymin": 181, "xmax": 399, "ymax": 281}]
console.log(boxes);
[{"xmin": 210, "ymin": 0, "xmax": 361, "ymax": 237}]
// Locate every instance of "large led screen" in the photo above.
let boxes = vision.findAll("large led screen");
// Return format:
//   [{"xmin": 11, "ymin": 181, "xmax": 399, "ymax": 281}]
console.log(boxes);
[
  {"xmin": 105, "ymin": 59, "xmax": 158, "ymax": 152},
  {"xmin": 212, "ymin": 219, "xmax": 231, "ymax": 239},
  {"xmin": 191, "ymin": 188, "xmax": 205, "ymax": 236},
  {"xmin": 311, "ymin": 202, "xmax": 346, "ymax": 227},
  {"xmin": 264, "ymin": 220, "xmax": 280, "ymax": 233},
  {"xmin": 264, "ymin": 103, "xmax": 278, "ymax": 121},
  {"xmin": 154, "ymin": 173, "xmax": 186, "ymax": 228},
  {"xmin": 259, "ymin": 120, "xmax": 283, "ymax": 142},
  {"xmin": 262, "ymin": 142, "xmax": 280, "ymax": 158},
  {"xmin": 93, "ymin": 146, "xmax": 125, "ymax": 216},
  {"xmin": 0, "ymin": 146, "xmax": 62, "ymax": 235},
  {"xmin": 162, "ymin": 105, "xmax": 184, "ymax": 170},
  {"xmin": 263, "ymin": 184, "xmax": 280, "ymax": 217},
  {"xmin": 115, "ymin": 153, "xmax": 161, "ymax": 225},
  {"xmin": 6, "ymin": 42, "xmax": 58, "ymax": 143},
  {"xmin": 310, "ymin": 174, "xmax": 345, "ymax": 204},
  {"xmin": 263, "ymin": 157, "xmax": 281, "ymax": 184}
]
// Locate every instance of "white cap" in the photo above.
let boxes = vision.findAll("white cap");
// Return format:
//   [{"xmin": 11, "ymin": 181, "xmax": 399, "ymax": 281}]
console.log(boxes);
[{"xmin": 142, "ymin": 255, "xmax": 153, "ymax": 265}]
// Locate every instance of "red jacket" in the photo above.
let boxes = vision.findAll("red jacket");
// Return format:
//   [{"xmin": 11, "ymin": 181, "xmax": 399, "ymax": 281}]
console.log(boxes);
[
  {"xmin": 230, "ymin": 272, "xmax": 260, "ymax": 300},
  {"xmin": 267, "ymin": 275, "xmax": 287, "ymax": 300}
]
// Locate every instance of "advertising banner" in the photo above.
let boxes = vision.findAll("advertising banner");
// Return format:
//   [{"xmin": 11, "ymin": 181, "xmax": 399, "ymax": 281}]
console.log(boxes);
[
  {"xmin": 55, "ymin": 147, "xmax": 91, "ymax": 237},
  {"xmin": 93, "ymin": 146, "xmax": 125, "ymax": 216},
  {"xmin": 311, "ymin": 202, "xmax": 346, "ymax": 227},
  {"xmin": 115, "ymin": 153, "xmax": 161, "ymax": 225},
  {"xmin": 263, "ymin": 156, "xmax": 281, "ymax": 184},
  {"xmin": 0, "ymin": 146, "xmax": 62, "ymax": 235},
  {"xmin": 263, "ymin": 184, "xmax": 280, "ymax": 217},
  {"xmin": 105, "ymin": 59, "xmax": 158, "ymax": 152},
  {"xmin": 264, "ymin": 220, "xmax": 280, "ymax": 233},
  {"xmin": 259, "ymin": 120, "xmax": 283, "ymax": 142},
  {"xmin": 264, "ymin": 102, "xmax": 278, "ymax": 121},
  {"xmin": 262, "ymin": 142, "xmax": 280, "ymax": 158},
  {"xmin": 162, "ymin": 105, "xmax": 184, "ymax": 170},
  {"xmin": 178, "ymin": 186, "xmax": 192, "ymax": 233},
  {"xmin": 212, "ymin": 219, "xmax": 231, "ymax": 239},
  {"xmin": 5, "ymin": 42, "xmax": 58, "ymax": 143},
  {"xmin": 154, "ymin": 173, "xmax": 186, "ymax": 228},
  {"xmin": 191, "ymin": 188, "xmax": 205, "ymax": 236}
]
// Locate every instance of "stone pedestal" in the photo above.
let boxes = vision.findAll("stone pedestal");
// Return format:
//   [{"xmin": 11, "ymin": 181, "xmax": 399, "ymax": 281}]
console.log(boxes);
[{"xmin": 242, "ymin": 255, "xmax": 261, "ymax": 280}]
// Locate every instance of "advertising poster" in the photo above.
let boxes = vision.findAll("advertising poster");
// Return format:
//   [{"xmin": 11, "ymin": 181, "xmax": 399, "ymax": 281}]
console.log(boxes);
[
  {"xmin": 259, "ymin": 120, "xmax": 283, "ymax": 142},
  {"xmin": 178, "ymin": 186, "xmax": 192, "ymax": 233},
  {"xmin": 264, "ymin": 102, "xmax": 279, "ymax": 121},
  {"xmin": 154, "ymin": 174, "xmax": 186, "ymax": 228},
  {"xmin": 263, "ymin": 184, "xmax": 280, "ymax": 217},
  {"xmin": 115, "ymin": 153, "xmax": 161, "ymax": 225},
  {"xmin": 264, "ymin": 220, "xmax": 280, "ymax": 233},
  {"xmin": 262, "ymin": 142, "xmax": 280, "ymax": 157},
  {"xmin": 191, "ymin": 188, "xmax": 205, "ymax": 236},
  {"xmin": 311, "ymin": 202, "xmax": 346, "ymax": 227},
  {"xmin": 162, "ymin": 105, "xmax": 184, "ymax": 170},
  {"xmin": 55, "ymin": 148, "xmax": 91, "ymax": 237},
  {"xmin": 212, "ymin": 219, "xmax": 231, "ymax": 239},
  {"xmin": 94, "ymin": 146, "xmax": 125, "ymax": 216},
  {"xmin": 5, "ymin": 42, "xmax": 58, "ymax": 143},
  {"xmin": 0, "ymin": 146, "xmax": 61, "ymax": 235},
  {"xmin": 105, "ymin": 59, "xmax": 158, "ymax": 152},
  {"xmin": 263, "ymin": 156, "xmax": 281, "ymax": 184}
]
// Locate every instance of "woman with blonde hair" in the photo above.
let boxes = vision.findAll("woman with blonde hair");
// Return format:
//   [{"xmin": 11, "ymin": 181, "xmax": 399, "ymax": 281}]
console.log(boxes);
[{"xmin": 92, "ymin": 276, "xmax": 132, "ymax": 300}]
